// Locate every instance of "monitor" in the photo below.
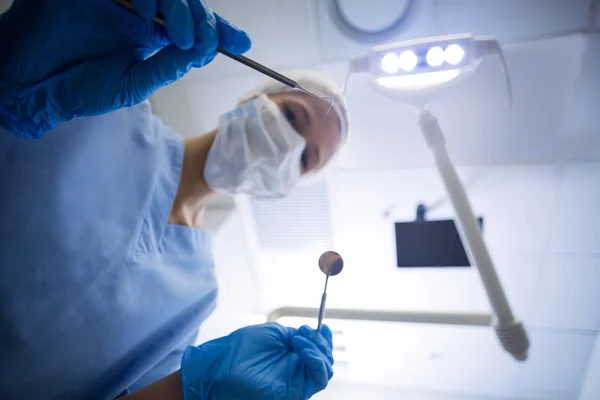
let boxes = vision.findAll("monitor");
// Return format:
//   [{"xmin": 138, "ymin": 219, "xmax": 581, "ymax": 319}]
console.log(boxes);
[{"xmin": 394, "ymin": 218, "xmax": 483, "ymax": 268}]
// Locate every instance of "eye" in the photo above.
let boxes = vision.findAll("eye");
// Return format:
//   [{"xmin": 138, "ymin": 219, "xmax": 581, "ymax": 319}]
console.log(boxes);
[{"xmin": 283, "ymin": 107, "xmax": 297, "ymax": 128}]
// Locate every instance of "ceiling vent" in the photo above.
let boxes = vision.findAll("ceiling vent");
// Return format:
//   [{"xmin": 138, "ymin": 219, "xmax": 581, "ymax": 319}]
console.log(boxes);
[{"xmin": 250, "ymin": 183, "xmax": 333, "ymax": 251}]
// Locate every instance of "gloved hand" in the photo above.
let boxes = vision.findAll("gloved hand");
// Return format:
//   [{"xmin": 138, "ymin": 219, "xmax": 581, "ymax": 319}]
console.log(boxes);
[
  {"xmin": 181, "ymin": 323, "xmax": 334, "ymax": 400},
  {"xmin": 0, "ymin": 0, "xmax": 251, "ymax": 139}
]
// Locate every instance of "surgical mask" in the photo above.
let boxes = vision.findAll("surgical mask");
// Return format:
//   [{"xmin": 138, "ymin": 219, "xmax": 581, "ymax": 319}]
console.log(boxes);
[{"xmin": 204, "ymin": 94, "xmax": 307, "ymax": 198}]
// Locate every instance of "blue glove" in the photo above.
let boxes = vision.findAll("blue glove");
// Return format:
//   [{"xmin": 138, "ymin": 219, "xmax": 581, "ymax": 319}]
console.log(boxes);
[
  {"xmin": 181, "ymin": 323, "xmax": 334, "ymax": 400},
  {"xmin": 0, "ymin": 0, "xmax": 251, "ymax": 139}
]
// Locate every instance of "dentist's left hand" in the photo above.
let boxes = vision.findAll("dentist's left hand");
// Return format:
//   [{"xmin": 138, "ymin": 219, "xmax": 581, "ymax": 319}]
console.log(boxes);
[
  {"xmin": 181, "ymin": 323, "xmax": 335, "ymax": 400},
  {"xmin": 0, "ymin": 0, "xmax": 251, "ymax": 139}
]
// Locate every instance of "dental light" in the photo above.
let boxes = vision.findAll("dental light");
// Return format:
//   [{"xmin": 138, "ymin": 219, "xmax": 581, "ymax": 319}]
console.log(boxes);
[
  {"xmin": 349, "ymin": 33, "xmax": 512, "ymax": 102},
  {"xmin": 347, "ymin": 34, "xmax": 529, "ymax": 361},
  {"xmin": 425, "ymin": 46, "xmax": 445, "ymax": 67}
]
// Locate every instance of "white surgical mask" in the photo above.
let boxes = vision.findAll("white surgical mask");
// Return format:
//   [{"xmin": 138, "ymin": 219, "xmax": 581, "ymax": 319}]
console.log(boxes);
[{"xmin": 204, "ymin": 94, "xmax": 307, "ymax": 198}]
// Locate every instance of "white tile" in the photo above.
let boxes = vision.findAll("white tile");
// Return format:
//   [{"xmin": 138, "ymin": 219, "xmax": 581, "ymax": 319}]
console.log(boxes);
[
  {"xmin": 462, "ymin": 165, "xmax": 559, "ymax": 256},
  {"xmin": 564, "ymin": 33, "xmax": 600, "ymax": 141},
  {"xmin": 516, "ymin": 330, "xmax": 596, "ymax": 399},
  {"xmin": 532, "ymin": 257, "xmax": 600, "ymax": 331},
  {"xmin": 433, "ymin": 35, "xmax": 585, "ymax": 166},
  {"xmin": 546, "ymin": 163, "xmax": 600, "ymax": 255},
  {"xmin": 435, "ymin": 0, "xmax": 591, "ymax": 42},
  {"xmin": 492, "ymin": 254, "xmax": 544, "ymax": 325}
]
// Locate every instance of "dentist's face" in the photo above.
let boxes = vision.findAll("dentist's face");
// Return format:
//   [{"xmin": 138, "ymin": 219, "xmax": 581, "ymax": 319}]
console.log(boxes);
[{"xmin": 268, "ymin": 92, "xmax": 341, "ymax": 174}]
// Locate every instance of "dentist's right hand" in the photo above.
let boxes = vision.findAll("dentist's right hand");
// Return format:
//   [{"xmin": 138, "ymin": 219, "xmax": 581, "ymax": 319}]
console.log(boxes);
[
  {"xmin": 180, "ymin": 323, "xmax": 334, "ymax": 400},
  {"xmin": 0, "ymin": 0, "xmax": 251, "ymax": 139}
]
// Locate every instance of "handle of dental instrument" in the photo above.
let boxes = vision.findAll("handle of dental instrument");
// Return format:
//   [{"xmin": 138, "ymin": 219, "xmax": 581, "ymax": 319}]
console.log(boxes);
[
  {"xmin": 216, "ymin": 47, "xmax": 298, "ymax": 90},
  {"xmin": 317, "ymin": 274, "xmax": 330, "ymax": 332},
  {"xmin": 317, "ymin": 292, "xmax": 327, "ymax": 332},
  {"xmin": 418, "ymin": 108, "xmax": 529, "ymax": 361},
  {"xmin": 113, "ymin": 0, "xmax": 298, "ymax": 91}
]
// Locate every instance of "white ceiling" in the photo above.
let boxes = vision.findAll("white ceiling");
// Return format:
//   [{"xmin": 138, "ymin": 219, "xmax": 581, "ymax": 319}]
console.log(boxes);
[{"xmin": 152, "ymin": 0, "xmax": 600, "ymax": 171}]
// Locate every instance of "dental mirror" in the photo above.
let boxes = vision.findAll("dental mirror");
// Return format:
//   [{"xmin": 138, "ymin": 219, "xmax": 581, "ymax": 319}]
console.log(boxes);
[
  {"xmin": 318, "ymin": 251, "xmax": 344, "ymax": 276},
  {"xmin": 317, "ymin": 251, "xmax": 344, "ymax": 331}
]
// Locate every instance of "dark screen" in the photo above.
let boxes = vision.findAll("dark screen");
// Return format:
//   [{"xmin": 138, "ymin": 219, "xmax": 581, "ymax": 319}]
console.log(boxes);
[{"xmin": 395, "ymin": 218, "xmax": 483, "ymax": 268}]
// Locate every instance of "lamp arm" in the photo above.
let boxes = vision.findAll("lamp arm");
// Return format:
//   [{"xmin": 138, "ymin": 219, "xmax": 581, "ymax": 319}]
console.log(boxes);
[{"xmin": 417, "ymin": 108, "xmax": 529, "ymax": 361}]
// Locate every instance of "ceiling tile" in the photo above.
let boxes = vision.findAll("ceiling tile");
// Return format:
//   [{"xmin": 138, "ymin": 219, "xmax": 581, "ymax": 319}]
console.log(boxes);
[
  {"xmin": 436, "ymin": 0, "xmax": 591, "ymax": 42},
  {"xmin": 546, "ymin": 163, "xmax": 600, "ymax": 255},
  {"xmin": 565, "ymin": 33, "xmax": 600, "ymax": 142},
  {"xmin": 492, "ymin": 254, "xmax": 544, "ymax": 327},
  {"xmin": 250, "ymin": 183, "xmax": 333, "ymax": 251},
  {"xmin": 532, "ymin": 256, "xmax": 600, "ymax": 331},
  {"xmin": 462, "ymin": 165, "xmax": 560, "ymax": 256},
  {"xmin": 516, "ymin": 330, "xmax": 596, "ymax": 399}
]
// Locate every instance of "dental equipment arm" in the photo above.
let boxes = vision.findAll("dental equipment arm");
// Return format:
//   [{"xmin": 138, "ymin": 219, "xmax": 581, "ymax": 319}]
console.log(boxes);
[
  {"xmin": 269, "ymin": 307, "xmax": 493, "ymax": 327},
  {"xmin": 346, "ymin": 34, "xmax": 529, "ymax": 361},
  {"xmin": 418, "ymin": 109, "xmax": 529, "ymax": 361}
]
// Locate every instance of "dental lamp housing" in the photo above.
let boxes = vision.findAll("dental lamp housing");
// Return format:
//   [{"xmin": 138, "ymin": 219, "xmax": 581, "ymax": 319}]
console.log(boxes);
[
  {"xmin": 349, "ymin": 33, "xmax": 511, "ymax": 108},
  {"xmin": 346, "ymin": 34, "xmax": 527, "ymax": 361}
]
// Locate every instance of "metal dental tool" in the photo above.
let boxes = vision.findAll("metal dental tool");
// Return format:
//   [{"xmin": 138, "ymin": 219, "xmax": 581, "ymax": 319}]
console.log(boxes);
[
  {"xmin": 114, "ymin": 0, "xmax": 333, "ymax": 110},
  {"xmin": 316, "ymin": 251, "xmax": 344, "ymax": 332}
]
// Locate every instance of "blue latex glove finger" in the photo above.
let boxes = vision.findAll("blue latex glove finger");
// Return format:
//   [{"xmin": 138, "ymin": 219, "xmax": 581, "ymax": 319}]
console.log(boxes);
[
  {"xmin": 294, "ymin": 325, "xmax": 334, "ymax": 356},
  {"xmin": 230, "ymin": 322, "xmax": 297, "ymax": 349},
  {"xmin": 187, "ymin": 0, "xmax": 218, "ymax": 52},
  {"xmin": 298, "ymin": 346, "xmax": 334, "ymax": 394},
  {"xmin": 1, "ymin": 0, "xmax": 239, "ymax": 138},
  {"xmin": 292, "ymin": 334, "xmax": 334, "ymax": 366},
  {"xmin": 181, "ymin": 323, "xmax": 303, "ymax": 400},
  {"xmin": 292, "ymin": 325, "xmax": 335, "ymax": 394},
  {"xmin": 159, "ymin": 0, "xmax": 195, "ymax": 49},
  {"xmin": 131, "ymin": 0, "xmax": 158, "ymax": 21},
  {"xmin": 125, "ymin": 43, "xmax": 213, "ymax": 102},
  {"xmin": 214, "ymin": 13, "xmax": 252, "ymax": 56},
  {"xmin": 320, "ymin": 324, "xmax": 334, "ymax": 346}
]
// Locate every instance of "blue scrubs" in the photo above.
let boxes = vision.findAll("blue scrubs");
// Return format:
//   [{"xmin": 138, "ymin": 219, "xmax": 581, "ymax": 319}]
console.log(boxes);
[{"xmin": 0, "ymin": 102, "xmax": 217, "ymax": 399}]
